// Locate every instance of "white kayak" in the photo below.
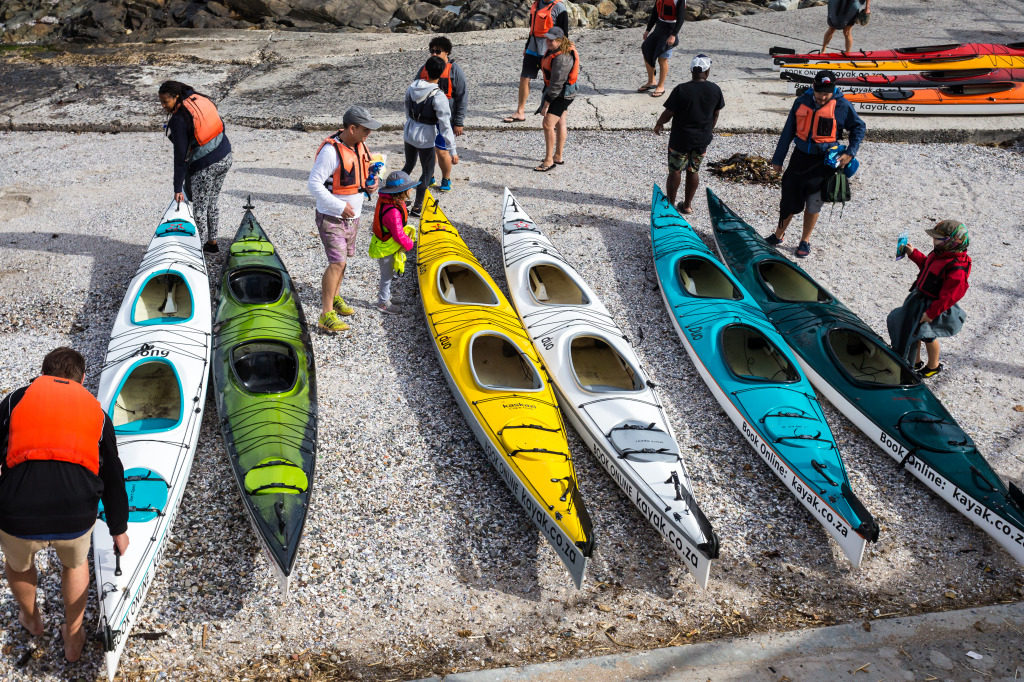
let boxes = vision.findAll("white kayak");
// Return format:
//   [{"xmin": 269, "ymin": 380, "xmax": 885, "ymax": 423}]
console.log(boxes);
[
  {"xmin": 499, "ymin": 189, "xmax": 720, "ymax": 588},
  {"xmin": 93, "ymin": 199, "xmax": 212, "ymax": 681}
]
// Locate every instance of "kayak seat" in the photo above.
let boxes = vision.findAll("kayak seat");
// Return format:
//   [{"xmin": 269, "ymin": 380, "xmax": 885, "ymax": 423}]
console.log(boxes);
[
  {"xmin": 232, "ymin": 341, "xmax": 298, "ymax": 394},
  {"xmin": 827, "ymin": 329, "xmax": 915, "ymax": 386},
  {"xmin": 529, "ymin": 264, "xmax": 588, "ymax": 305},
  {"xmin": 722, "ymin": 325, "xmax": 798, "ymax": 383},
  {"xmin": 471, "ymin": 334, "xmax": 541, "ymax": 390},
  {"xmin": 111, "ymin": 360, "xmax": 182, "ymax": 433},
  {"xmin": 132, "ymin": 272, "xmax": 193, "ymax": 324},
  {"xmin": 758, "ymin": 261, "xmax": 830, "ymax": 303},
  {"xmin": 229, "ymin": 268, "xmax": 284, "ymax": 305},
  {"xmin": 677, "ymin": 257, "xmax": 741, "ymax": 300},
  {"xmin": 439, "ymin": 264, "xmax": 498, "ymax": 305},
  {"xmin": 245, "ymin": 457, "xmax": 309, "ymax": 495},
  {"xmin": 608, "ymin": 420, "xmax": 680, "ymax": 463},
  {"xmin": 570, "ymin": 336, "xmax": 642, "ymax": 392}
]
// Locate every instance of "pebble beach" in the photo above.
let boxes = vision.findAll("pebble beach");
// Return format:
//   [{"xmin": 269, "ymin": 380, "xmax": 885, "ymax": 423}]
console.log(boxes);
[{"xmin": 1, "ymin": 126, "xmax": 1022, "ymax": 681}]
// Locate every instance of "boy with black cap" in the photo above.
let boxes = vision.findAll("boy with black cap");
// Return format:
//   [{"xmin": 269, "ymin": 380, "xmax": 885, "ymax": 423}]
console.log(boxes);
[
  {"xmin": 770, "ymin": 69, "xmax": 865, "ymax": 258},
  {"xmin": 653, "ymin": 54, "xmax": 724, "ymax": 214}
]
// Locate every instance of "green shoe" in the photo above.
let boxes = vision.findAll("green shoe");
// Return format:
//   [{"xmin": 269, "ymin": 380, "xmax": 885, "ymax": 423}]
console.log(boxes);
[
  {"xmin": 317, "ymin": 310, "xmax": 349, "ymax": 333},
  {"xmin": 333, "ymin": 295, "xmax": 354, "ymax": 316}
]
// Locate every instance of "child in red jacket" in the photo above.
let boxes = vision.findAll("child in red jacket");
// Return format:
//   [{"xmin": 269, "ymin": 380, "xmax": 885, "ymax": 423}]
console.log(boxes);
[{"xmin": 886, "ymin": 220, "xmax": 971, "ymax": 378}]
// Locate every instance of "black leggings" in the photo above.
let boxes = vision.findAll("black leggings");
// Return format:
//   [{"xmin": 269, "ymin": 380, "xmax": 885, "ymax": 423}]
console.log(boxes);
[{"xmin": 402, "ymin": 143, "xmax": 436, "ymax": 210}]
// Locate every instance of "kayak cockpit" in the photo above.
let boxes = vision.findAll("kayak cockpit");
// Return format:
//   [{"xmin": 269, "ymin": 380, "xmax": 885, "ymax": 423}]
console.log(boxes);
[
  {"xmin": 231, "ymin": 341, "xmax": 298, "ymax": 394},
  {"xmin": 758, "ymin": 261, "xmax": 832, "ymax": 303},
  {"xmin": 940, "ymin": 82, "xmax": 1016, "ymax": 97},
  {"xmin": 110, "ymin": 359, "xmax": 183, "ymax": 433},
  {"xmin": 826, "ymin": 328, "xmax": 919, "ymax": 386},
  {"xmin": 470, "ymin": 333, "xmax": 542, "ymax": 391},
  {"xmin": 229, "ymin": 267, "xmax": 284, "ymax": 305},
  {"xmin": 677, "ymin": 257, "xmax": 742, "ymax": 300},
  {"xmin": 722, "ymin": 325, "xmax": 799, "ymax": 383},
  {"xmin": 529, "ymin": 264, "xmax": 589, "ymax": 305},
  {"xmin": 132, "ymin": 272, "xmax": 193, "ymax": 325},
  {"xmin": 570, "ymin": 336, "xmax": 643, "ymax": 392},
  {"xmin": 439, "ymin": 264, "xmax": 499, "ymax": 305}
]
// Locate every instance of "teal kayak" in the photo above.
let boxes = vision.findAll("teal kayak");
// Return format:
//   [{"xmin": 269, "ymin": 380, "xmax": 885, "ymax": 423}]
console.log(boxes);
[
  {"xmin": 707, "ymin": 188, "xmax": 1024, "ymax": 568},
  {"xmin": 651, "ymin": 185, "xmax": 878, "ymax": 566},
  {"xmin": 212, "ymin": 200, "xmax": 318, "ymax": 596}
]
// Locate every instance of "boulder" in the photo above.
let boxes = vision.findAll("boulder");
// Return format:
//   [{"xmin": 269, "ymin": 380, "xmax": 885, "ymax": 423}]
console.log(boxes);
[
  {"xmin": 798, "ymin": 0, "xmax": 825, "ymax": 6},
  {"xmin": 767, "ymin": 0, "xmax": 797, "ymax": 9},
  {"xmin": 221, "ymin": 0, "xmax": 293, "ymax": 19},
  {"xmin": 596, "ymin": 0, "xmax": 616, "ymax": 15}
]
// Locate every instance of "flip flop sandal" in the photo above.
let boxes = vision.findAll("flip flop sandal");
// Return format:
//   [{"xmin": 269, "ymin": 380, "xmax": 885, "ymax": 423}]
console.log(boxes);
[
  {"xmin": 650, "ymin": 90, "xmax": 666, "ymax": 97},
  {"xmin": 637, "ymin": 84, "xmax": 656, "ymax": 93},
  {"xmin": 502, "ymin": 116, "xmax": 526, "ymax": 123},
  {"xmin": 534, "ymin": 164, "xmax": 556, "ymax": 172},
  {"xmin": 553, "ymin": 160, "xmax": 565, "ymax": 165}
]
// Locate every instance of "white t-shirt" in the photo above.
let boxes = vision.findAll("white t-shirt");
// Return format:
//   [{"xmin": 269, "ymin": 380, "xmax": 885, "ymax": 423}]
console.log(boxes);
[{"xmin": 307, "ymin": 144, "xmax": 366, "ymax": 219}]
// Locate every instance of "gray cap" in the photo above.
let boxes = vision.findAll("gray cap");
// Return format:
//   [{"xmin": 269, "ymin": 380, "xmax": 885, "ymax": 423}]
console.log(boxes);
[
  {"xmin": 379, "ymin": 170, "xmax": 420, "ymax": 194},
  {"xmin": 544, "ymin": 27, "xmax": 565, "ymax": 40},
  {"xmin": 343, "ymin": 106, "xmax": 382, "ymax": 130}
]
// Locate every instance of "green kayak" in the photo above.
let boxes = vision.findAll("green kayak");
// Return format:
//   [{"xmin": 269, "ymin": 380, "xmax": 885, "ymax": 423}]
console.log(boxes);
[
  {"xmin": 212, "ymin": 200, "xmax": 318, "ymax": 595},
  {"xmin": 707, "ymin": 189, "xmax": 1024, "ymax": 568}
]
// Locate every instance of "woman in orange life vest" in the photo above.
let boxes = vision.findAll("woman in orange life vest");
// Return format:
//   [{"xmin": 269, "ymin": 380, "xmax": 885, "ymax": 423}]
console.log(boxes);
[
  {"xmin": 639, "ymin": 0, "xmax": 685, "ymax": 98},
  {"xmin": 534, "ymin": 28, "xmax": 579, "ymax": 172},
  {"xmin": 159, "ymin": 80, "xmax": 233, "ymax": 253},
  {"xmin": 503, "ymin": 0, "xmax": 570, "ymax": 123}
]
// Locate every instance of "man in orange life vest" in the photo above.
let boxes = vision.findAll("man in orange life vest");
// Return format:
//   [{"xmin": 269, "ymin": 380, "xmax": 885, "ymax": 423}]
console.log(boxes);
[
  {"xmin": 0, "ymin": 348, "xmax": 129, "ymax": 662},
  {"xmin": 308, "ymin": 106, "xmax": 382, "ymax": 333},
  {"xmin": 415, "ymin": 37, "xmax": 468, "ymax": 193},
  {"xmin": 639, "ymin": 0, "xmax": 685, "ymax": 98},
  {"xmin": 770, "ymin": 70, "xmax": 865, "ymax": 258},
  {"xmin": 503, "ymin": 0, "xmax": 570, "ymax": 123}
]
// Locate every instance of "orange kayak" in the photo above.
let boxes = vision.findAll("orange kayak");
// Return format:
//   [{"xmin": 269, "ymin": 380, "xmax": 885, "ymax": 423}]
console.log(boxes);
[{"xmin": 845, "ymin": 81, "xmax": 1024, "ymax": 114}]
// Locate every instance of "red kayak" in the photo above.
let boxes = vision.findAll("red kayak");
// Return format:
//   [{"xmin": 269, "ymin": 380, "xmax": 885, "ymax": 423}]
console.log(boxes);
[
  {"xmin": 771, "ymin": 42, "xmax": 1024, "ymax": 65},
  {"xmin": 781, "ymin": 68, "xmax": 1024, "ymax": 94}
]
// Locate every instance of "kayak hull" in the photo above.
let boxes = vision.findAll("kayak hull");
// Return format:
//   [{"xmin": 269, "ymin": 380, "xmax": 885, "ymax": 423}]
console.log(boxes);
[
  {"xmin": 771, "ymin": 42, "xmax": 1024, "ymax": 65},
  {"xmin": 782, "ymin": 68, "xmax": 1024, "ymax": 94},
  {"xmin": 94, "ymin": 199, "xmax": 212, "ymax": 681},
  {"xmin": 500, "ymin": 188, "xmax": 718, "ymax": 588},
  {"xmin": 779, "ymin": 55, "xmax": 1024, "ymax": 78}
]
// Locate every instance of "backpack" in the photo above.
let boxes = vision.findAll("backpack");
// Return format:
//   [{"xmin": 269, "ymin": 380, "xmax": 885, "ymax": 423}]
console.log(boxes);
[{"xmin": 822, "ymin": 170, "xmax": 851, "ymax": 204}]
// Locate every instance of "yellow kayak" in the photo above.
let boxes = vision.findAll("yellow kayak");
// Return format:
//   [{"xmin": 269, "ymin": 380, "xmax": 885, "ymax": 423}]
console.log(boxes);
[
  {"xmin": 779, "ymin": 54, "xmax": 1024, "ymax": 78},
  {"xmin": 416, "ymin": 191, "xmax": 594, "ymax": 587}
]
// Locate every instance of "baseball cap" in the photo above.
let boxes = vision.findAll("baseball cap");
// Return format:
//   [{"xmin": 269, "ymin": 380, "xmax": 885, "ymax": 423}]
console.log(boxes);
[
  {"xmin": 925, "ymin": 219, "xmax": 966, "ymax": 239},
  {"xmin": 813, "ymin": 70, "xmax": 837, "ymax": 93},
  {"xmin": 691, "ymin": 54, "xmax": 712, "ymax": 72},
  {"xmin": 343, "ymin": 106, "xmax": 382, "ymax": 130},
  {"xmin": 544, "ymin": 27, "xmax": 565, "ymax": 40}
]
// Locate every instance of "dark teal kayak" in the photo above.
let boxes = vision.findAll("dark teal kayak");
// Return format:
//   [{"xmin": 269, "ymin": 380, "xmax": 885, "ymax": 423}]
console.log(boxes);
[{"xmin": 707, "ymin": 188, "xmax": 1024, "ymax": 568}]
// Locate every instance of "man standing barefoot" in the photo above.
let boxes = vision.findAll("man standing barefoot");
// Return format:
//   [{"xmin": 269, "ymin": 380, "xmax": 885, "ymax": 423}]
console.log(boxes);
[
  {"xmin": 0, "ymin": 347, "xmax": 129, "ymax": 662},
  {"xmin": 654, "ymin": 55, "xmax": 724, "ymax": 214}
]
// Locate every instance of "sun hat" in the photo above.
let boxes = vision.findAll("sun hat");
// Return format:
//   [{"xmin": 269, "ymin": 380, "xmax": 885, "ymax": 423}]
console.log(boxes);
[
  {"xmin": 343, "ymin": 106, "xmax": 382, "ymax": 130},
  {"xmin": 544, "ymin": 27, "xmax": 565, "ymax": 40},
  {"xmin": 813, "ymin": 70, "xmax": 837, "ymax": 93},
  {"xmin": 925, "ymin": 219, "xmax": 969, "ymax": 251},
  {"xmin": 691, "ymin": 54, "xmax": 712, "ymax": 72},
  {"xmin": 379, "ymin": 171, "xmax": 419, "ymax": 194}
]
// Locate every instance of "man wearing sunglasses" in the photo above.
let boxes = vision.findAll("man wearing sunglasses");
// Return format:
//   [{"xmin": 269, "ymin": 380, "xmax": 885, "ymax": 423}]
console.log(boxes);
[{"xmin": 415, "ymin": 37, "xmax": 468, "ymax": 193}]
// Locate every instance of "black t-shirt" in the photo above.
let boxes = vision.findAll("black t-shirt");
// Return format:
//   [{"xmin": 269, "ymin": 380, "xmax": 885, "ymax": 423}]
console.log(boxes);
[{"xmin": 664, "ymin": 80, "xmax": 725, "ymax": 152}]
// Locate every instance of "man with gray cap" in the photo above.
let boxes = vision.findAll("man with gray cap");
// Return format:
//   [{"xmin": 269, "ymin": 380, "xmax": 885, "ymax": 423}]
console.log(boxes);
[
  {"xmin": 769, "ymin": 69, "xmax": 865, "ymax": 258},
  {"xmin": 653, "ymin": 54, "xmax": 724, "ymax": 214},
  {"xmin": 308, "ymin": 106, "xmax": 382, "ymax": 333}
]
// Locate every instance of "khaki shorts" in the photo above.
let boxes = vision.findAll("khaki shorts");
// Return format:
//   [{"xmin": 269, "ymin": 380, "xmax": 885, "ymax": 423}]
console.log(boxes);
[{"xmin": 0, "ymin": 526, "xmax": 93, "ymax": 571}]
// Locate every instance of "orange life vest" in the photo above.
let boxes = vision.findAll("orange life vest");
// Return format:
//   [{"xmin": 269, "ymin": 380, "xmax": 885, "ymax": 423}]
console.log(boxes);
[
  {"xmin": 542, "ymin": 47, "xmax": 580, "ymax": 89},
  {"xmin": 794, "ymin": 99, "xmax": 838, "ymax": 144},
  {"xmin": 530, "ymin": 0, "xmax": 558, "ymax": 37},
  {"xmin": 181, "ymin": 93, "xmax": 225, "ymax": 147},
  {"xmin": 656, "ymin": 0, "xmax": 680, "ymax": 22},
  {"xmin": 419, "ymin": 62, "xmax": 453, "ymax": 99},
  {"xmin": 372, "ymin": 194, "xmax": 409, "ymax": 242},
  {"xmin": 6, "ymin": 376, "xmax": 103, "ymax": 476},
  {"xmin": 315, "ymin": 134, "xmax": 373, "ymax": 196}
]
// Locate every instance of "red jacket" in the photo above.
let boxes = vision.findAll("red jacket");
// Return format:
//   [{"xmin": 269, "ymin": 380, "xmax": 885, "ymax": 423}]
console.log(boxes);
[{"xmin": 908, "ymin": 248, "xmax": 971, "ymax": 320}]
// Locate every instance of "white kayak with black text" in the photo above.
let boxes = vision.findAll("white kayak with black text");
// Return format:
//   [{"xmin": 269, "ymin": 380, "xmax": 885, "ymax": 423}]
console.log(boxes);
[
  {"xmin": 93, "ymin": 199, "xmax": 212, "ymax": 681},
  {"xmin": 500, "ymin": 188, "xmax": 720, "ymax": 588}
]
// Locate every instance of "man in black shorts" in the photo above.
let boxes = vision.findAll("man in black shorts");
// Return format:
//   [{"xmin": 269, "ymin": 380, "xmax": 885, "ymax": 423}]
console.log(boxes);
[
  {"xmin": 504, "ymin": 0, "xmax": 569, "ymax": 123},
  {"xmin": 653, "ymin": 54, "xmax": 724, "ymax": 214}
]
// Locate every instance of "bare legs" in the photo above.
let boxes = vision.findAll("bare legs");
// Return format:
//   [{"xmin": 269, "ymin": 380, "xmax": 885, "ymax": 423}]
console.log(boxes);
[
  {"xmin": 822, "ymin": 25, "xmax": 855, "ymax": 53},
  {"xmin": 507, "ymin": 77, "xmax": 530, "ymax": 121},
  {"xmin": 321, "ymin": 262, "xmax": 346, "ymax": 316},
  {"xmin": 912, "ymin": 339, "xmax": 942, "ymax": 370},
  {"xmin": 540, "ymin": 111, "xmax": 568, "ymax": 167},
  {"xmin": 6, "ymin": 562, "xmax": 44, "ymax": 636},
  {"xmin": 5, "ymin": 560, "xmax": 90, "ymax": 661},
  {"xmin": 654, "ymin": 57, "xmax": 669, "ymax": 94},
  {"xmin": 437, "ymin": 149, "xmax": 452, "ymax": 181},
  {"xmin": 775, "ymin": 211, "xmax": 821, "ymax": 243}
]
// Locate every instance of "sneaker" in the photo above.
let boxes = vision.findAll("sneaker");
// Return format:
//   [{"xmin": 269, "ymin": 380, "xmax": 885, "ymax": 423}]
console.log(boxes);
[
  {"xmin": 796, "ymin": 240, "xmax": 811, "ymax": 258},
  {"xmin": 377, "ymin": 301, "xmax": 402, "ymax": 315},
  {"xmin": 203, "ymin": 239, "xmax": 220, "ymax": 253},
  {"xmin": 428, "ymin": 176, "xmax": 437, "ymax": 187},
  {"xmin": 439, "ymin": 178, "xmax": 453, "ymax": 192},
  {"xmin": 317, "ymin": 310, "xmax": 349, "ymax": 333},
  {"xmin": 913, "ymin": 361, "xmax": 925, "ymax": 371},
  {"xmin": 333, "ymin": 295, "xmax": 354, "ymax": 316},
  {"xmin": 409, "ymin": 206, "xmax": 422, "ymax": 218},
  {"xmin": 765, "ymin": 233, "xmax": 784, "ymax": 247},
  {"xmin": 918, "ymin": 363, "xmax": 944, "ymax": 378}
]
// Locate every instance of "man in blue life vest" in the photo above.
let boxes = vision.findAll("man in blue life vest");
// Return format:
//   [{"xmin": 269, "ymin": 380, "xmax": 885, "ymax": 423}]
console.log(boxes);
[
  {"xmin": 770, "ymin": 70, "xmax": 865, "ymax": 258},
  {"xmin": 0, "ymin": 347, "xmax": 129, "ymax": 662}
]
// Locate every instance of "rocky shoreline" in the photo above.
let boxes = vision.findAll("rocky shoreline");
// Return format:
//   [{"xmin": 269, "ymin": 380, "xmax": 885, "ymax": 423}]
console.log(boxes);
[{"xmin": 1, "ymin": 0, "xmax": 825, "ymax": 44}]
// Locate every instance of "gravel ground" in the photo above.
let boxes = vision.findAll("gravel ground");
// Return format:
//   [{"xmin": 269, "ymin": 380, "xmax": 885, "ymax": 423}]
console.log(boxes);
[{"xmin": 0, "ymin": 128, "xmax": 1022, "ymax": 682}]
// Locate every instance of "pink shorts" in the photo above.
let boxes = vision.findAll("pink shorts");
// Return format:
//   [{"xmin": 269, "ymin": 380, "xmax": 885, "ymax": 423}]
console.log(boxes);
[{"xmin": 315, "ymin": 210, "xmax": 359, "ymax": 264}]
